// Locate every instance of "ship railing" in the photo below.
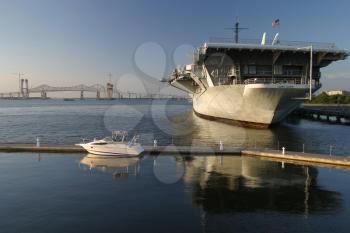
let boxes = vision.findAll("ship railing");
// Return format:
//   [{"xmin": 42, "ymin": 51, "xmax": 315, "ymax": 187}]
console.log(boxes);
[
  {"xmin": 243, "ymin": 71, "xmax": 304, "ymax": 76},
  {"xmin": 208, "ymin": 37, "xmax": 337, "ymax": 50},
  {"xmin": 243, "ymin": 78, "xmax": 304, "ymax": 85}
]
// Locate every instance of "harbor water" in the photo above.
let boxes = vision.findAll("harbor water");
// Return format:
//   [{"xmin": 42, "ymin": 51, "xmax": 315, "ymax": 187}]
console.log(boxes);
[
  {"xmin": 0, "ymin": 99, "xmax": 349, "ymax": 155},
  {"xmin": 0, "ymin": 99, "xmax": 350, "ymax": 233}
]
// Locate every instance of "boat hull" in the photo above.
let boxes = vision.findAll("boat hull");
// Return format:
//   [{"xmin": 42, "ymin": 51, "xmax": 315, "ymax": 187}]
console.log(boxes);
[
  {"xmin": 192, "ymin": 84, "xmax": 308, "ymax": 127},
  {"xmin": 78, "ymin": 143, "xmax": 144, "ymax": 157}
]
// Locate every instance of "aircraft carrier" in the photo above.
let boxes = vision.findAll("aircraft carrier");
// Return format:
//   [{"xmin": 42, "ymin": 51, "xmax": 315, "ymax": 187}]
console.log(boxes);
[{"xmin": 168, "ymin": 24, "xmax": 348, "ymax": 128}]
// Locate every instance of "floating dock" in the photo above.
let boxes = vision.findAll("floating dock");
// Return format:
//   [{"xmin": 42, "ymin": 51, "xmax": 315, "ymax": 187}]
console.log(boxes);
[
  {"xmin": 0, "ymin": 144, "xmax": 240, "ymax": 155},
  {"xmin": 0, "ymin": 143, "xmax": 350, "ymax": 169},
  {"xmin": 242, "ymin": 149, "xmax": 350, "ymax": 169}
]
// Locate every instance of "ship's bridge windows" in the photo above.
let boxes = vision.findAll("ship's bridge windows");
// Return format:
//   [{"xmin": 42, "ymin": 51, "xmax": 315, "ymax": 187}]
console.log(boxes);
[
  {"xmin": 243, "ymin": 65, "xmax": 248, "ymax": 74},
  {"xmin": 283, "ymin": 65, "xmax": 303, "ymax": 76},
  {"xmin": 244, "ymin": 65, "xmax": 272, "ymax": 75},
  {"xmin": 248, "ymin": 65, "xmax": 256, "ymax": 74},
  {"xmin": 256, "ymin": 66, "xmax": 272, "ymax": 75}
]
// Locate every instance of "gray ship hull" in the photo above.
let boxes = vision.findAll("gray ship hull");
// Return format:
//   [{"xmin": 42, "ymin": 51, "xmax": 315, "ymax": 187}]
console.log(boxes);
[{"xmin": 192, "ymin": 84, "xmax": 309, "ymax": 128}]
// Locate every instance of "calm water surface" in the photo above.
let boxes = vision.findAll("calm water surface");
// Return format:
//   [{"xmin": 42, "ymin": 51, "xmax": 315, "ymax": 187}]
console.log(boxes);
[
  {"xmin": 0, "ymin": 99, "xmax": 350, "ymax": 233},
  {"xmin": 0, "ymin": 99, "xmax": 349, "ymax": 155},
  {"xmin": 0, "ymin": 153, "xmax": 350, "ymax": 233}
]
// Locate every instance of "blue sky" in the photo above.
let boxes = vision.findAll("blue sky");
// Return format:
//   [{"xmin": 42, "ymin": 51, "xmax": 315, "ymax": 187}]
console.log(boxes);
[{"xmin": 0, "ymin": 0, "xmax": 349, "ymax": 95}]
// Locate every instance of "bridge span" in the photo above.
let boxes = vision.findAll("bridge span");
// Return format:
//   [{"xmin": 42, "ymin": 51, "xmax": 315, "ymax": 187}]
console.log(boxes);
[
  {"xmin": 0, "ymin": 79, "xmax": 187, "ymax": 100},
  {"xmin": 28, "ymin": 84, "xmax": 109, "ymax": 99},
  {"xmin": 0, "ymin": 79, "xmax": 113, "ymax": 99}
]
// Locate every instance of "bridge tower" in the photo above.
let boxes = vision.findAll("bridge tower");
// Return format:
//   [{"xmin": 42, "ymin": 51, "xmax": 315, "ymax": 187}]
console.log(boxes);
[
  {"xmin": 20, "ymin": 79, "xmax": 24, "ymax": 98},
  {"xmin": 96, "ymin": 90, "xmax": 100, "ymax": 99},
  {"xmin": 41, "ymin": 90, "xmax": 47, "ymax": 99},
  {"xmin": 24, "ymin": 79, "xmax": 29, "ymax": 98},
  {"xmin": 106, "ymin": 82, "xmax": 113, "ymax": 99}
]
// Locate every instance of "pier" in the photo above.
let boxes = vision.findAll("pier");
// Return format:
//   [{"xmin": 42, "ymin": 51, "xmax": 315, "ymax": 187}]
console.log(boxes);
[
  {"xmin": 242, "ymin": 149, "xmax": 350, "ymax": 170},
  {"xmin": 0, "ymin": 144, "xmax": 240, "ymax": 155},
  {"xmin": 1, "ymin": 143, "xmax": 350, "ymax": 169},
  {"xmin": 293, "ymin": 106, "xmax": 350, "ymax": 124}
]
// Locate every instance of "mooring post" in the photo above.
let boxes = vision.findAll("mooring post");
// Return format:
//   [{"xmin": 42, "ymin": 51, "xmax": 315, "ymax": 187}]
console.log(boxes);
[
  {"xmin": 282, "ymin": 147, "xmax": 285, "ymax": 155},
  {"xmin": 153, "ymin": 139, "xmax": 157, "ymax": 148},
  {"xmin": 219, "ymin": 140, "xmax": 223, "ymax": 151},
  {"xmin": 36, "ymin": 137, "xmax": 40, "ymax": 147}
]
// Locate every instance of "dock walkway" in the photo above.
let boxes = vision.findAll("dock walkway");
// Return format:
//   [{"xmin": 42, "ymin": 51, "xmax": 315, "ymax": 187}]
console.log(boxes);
[
  {"xmin": 0, "ymin": 143, "xmax": 350, "ymax": 169},
  {"xmin": 242, "ymin": 149, "xmax": 350, "ymax": 168},
  {"xmin": 0, "ymin": 144, "xmax": 241, "ymax": 155}
]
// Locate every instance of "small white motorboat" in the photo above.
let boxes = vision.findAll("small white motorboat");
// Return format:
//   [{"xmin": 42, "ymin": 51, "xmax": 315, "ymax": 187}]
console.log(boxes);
[{"xmin": 76, "ymin": 131, "xmax": 144, "ymax": 156}]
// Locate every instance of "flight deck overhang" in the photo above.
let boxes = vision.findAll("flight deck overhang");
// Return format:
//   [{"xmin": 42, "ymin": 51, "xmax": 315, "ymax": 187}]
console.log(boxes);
[{"xmin": 203, "ymin": 42, "xmax": 349, "ymax": 59}]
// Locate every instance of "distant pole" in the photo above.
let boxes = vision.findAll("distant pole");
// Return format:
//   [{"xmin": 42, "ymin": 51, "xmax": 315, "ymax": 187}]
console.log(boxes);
[
  {"xmin": 296, "ymin": 45, "xmax": 313, "ymax": 100},
  {"xmin": 309, "ymin": 45, "xmax": 313, "ymax": 101},
  {"xmin": 235, "ymin": 22, "xmax": 239, "ymax": 43}
]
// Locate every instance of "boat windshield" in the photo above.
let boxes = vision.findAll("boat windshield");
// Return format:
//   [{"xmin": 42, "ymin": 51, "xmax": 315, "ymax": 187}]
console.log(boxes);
[{"xmin": 112, "ymin": 131, "xmax": 128, "ymax": 142}]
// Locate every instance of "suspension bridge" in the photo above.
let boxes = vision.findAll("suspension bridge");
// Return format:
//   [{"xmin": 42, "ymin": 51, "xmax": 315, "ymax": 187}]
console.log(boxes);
[{"xmin": 0, "ymin": 79, "xmax": 186, "ymax": 100}]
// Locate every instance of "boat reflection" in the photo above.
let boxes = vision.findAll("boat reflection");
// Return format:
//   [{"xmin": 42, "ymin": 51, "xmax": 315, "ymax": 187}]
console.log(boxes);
[
  {"xmin": 79, "ymin": 154, "xmax": 140, "ymax": 178},
  {"xmin": 183, "ymin": 156, "xmax": 341, "ymax": 215}
]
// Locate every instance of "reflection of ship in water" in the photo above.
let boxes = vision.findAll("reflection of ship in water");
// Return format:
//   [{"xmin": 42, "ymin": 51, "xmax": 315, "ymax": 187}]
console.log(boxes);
[
  {"xmin": 170, "ymin": 110, "xmax": 314, "ymax": 151},
  {"xmin": 170, "ymin": 111, "xmax": 276, "ymax": 148},
  {"xmin": 182, "ymin": 156, "xmax": 341, "ymax": 215},
  {"xmin": 79, "ymin": 154, "xmax": 140, "ymax": 178}
]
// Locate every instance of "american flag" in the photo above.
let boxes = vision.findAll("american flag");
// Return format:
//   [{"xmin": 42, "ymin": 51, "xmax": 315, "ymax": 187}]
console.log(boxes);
[{"xmin": 272, "ymin": 19, "xmax": 280, "ymax": 28}]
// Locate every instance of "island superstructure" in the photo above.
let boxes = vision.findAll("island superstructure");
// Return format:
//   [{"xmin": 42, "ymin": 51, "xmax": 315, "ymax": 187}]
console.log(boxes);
[{"xmin": 168, "ymin": 31, "xmax": 348, "ymax": 128}]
